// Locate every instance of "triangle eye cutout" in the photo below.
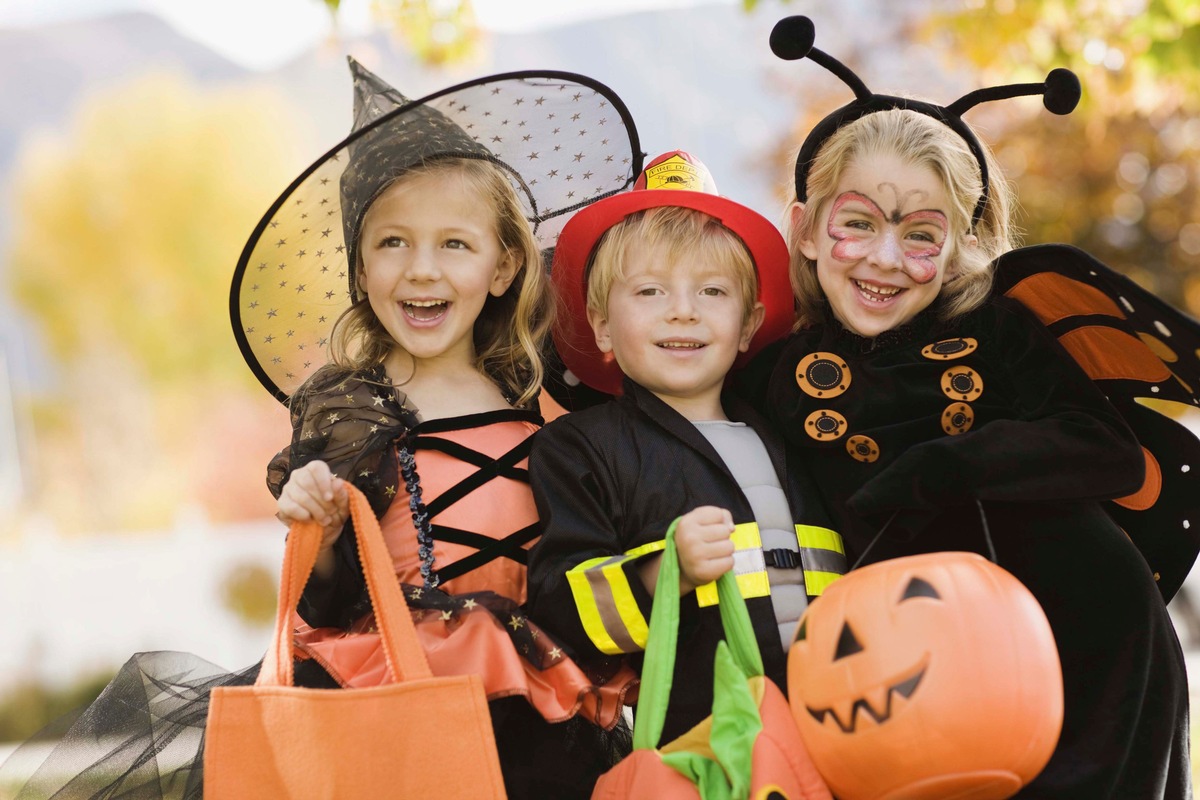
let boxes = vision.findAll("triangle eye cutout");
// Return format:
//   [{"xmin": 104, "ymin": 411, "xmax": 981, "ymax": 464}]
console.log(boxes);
[
  {"xmin": 795, "ymin": 618, "xmax": 808, "ymax": 643},
  {"xmin": 834, "ymin": 622, "xmax": 864, "ymax": 660},
  {"xmin": 901, "ymin": 576, "xmax": 941, "ymax": 601}
]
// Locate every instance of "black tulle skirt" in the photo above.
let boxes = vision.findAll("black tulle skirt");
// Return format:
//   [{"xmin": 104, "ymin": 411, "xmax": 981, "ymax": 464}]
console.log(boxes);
[{"xmin": 0, "ymin": 650, "xmax": 630, "ymax": 800}]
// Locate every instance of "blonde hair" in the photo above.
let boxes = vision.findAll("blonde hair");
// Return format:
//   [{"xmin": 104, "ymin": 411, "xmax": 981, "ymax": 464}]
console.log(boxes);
[
  {"xmin": 789, "ymin": 109, "xmax": 1016, "ymax": 329},
  {"xmin": 584, "ymin": 206, "xmax": 759, "ymax": 322},
  {"xmin": 328, "ymin": 157, "xmax": 551, "ymax": 407}
]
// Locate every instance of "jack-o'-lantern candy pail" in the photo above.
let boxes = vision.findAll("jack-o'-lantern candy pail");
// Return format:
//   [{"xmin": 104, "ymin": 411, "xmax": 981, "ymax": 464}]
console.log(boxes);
[{"xmin": 787, "ymin": 552, "xmax": 1062, "ymax": 800}]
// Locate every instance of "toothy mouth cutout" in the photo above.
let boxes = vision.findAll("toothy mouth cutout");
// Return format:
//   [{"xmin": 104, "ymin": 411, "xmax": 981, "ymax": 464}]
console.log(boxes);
[{"xmin": 805, "ymin": 664, "xmax": 926, "ymax": 733}]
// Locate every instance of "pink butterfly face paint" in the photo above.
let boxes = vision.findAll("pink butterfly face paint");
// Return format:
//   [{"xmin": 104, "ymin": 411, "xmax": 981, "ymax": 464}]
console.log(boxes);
[
  {"xmin": 808, "ymin": 152, "xmax": 957, "ymax": 339},
  {"xmin": 826, "ymin": 186, "xmax": 948, "ymax": 284}
]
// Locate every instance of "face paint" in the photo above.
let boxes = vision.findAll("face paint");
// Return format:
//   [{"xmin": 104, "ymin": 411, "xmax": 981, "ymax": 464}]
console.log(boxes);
[
  {"xmin": 898, "ymin": 210, "xmax": 946, "ymax": 284},
  {"xmin": 826, "ymin": 189, "xmax": 947, "ymax": 284}
]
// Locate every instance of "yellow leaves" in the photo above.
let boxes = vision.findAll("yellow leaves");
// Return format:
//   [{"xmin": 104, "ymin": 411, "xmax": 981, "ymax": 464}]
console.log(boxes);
[
  {"xmin": 9, "ymin": 71, "xmax": 311, "ymax": 389},
  {"xmin": 8, "ymin": 72, "xmax": 309, "ymax": 528},
  {"xmin": 924, "ymin": 0, "xmax": 1200, "ymax": 116},
  {"xmin": 220, "ymin": 562, "xmax": 279, "ymax": 626},
  {"xmin": 370, "ymin": 0, "xmax": 482, "ymax": 67}
]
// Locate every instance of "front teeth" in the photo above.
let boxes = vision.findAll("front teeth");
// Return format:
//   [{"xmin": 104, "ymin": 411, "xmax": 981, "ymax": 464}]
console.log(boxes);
[
  {"xmin": 405, "ymin": 300, "xmax": 446, "ymax": 307},
  {"xmin": 659, "ymin": 342, "xmax": 703, "ymax": 349},
  {"xmin": 854, "ymin": 280, "xmax": 902, "ymax": 302}
]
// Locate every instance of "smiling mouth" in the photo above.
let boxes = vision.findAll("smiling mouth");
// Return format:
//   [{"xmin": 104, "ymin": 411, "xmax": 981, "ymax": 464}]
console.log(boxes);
[
  {"xmin": 657, "ymin": 341, "xmax": 705, "ymax": 350},
  {"xmin": 853, "ymin": 280, "xmax": 905, "ymax": 303},
  {"xmin": 805, "ymin": 665, "xmax": 925, "ymax": 733},
  {"xmin": 403, "ymin": 300, "xmax": 448, "ymax": 321}
]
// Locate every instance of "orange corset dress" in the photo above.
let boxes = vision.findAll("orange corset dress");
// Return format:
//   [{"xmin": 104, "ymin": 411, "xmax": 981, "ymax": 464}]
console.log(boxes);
[{"xmin": 294, "ymin": 409, "xmax": 635, "ymax": 729}]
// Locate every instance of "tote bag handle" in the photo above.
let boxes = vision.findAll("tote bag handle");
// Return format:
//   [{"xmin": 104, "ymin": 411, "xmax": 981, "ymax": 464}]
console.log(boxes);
[
  {"xmin": 632, "ymin": 519, "xmax": 765, "ymax": 750},
  {"xmin": 257, "ymin": 483, "xmax": 433, "ymax": 687}
]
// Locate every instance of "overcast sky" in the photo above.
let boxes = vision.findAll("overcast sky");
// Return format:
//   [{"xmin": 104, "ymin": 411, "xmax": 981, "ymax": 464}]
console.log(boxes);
[{"xmin": 0, "ymin": 0, "xmax": 737, "ymax": 70}]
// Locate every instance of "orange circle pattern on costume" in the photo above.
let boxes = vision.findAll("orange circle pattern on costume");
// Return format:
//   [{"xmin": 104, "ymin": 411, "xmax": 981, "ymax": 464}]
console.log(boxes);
[
  {"xmin": 921, "ymin": 337, "xmax": 978, "ymax": 360},
  {"xmin": 941, "ymin": 366, "xmax": 984, "ymax": 402},
  {"xmin": 846, "ymin": 434, "xmax": 879, "ymax": 463},
  {"xmin": 941, "ymin": 403, "xmax": 975, "ymax": 435},
  {"xmin": 805, "ymin": 409, "xmax": 848, "ymax": 441},
  {"xmin": 795, "ymin": 352, "xmax": 851, "ymax": 398}
]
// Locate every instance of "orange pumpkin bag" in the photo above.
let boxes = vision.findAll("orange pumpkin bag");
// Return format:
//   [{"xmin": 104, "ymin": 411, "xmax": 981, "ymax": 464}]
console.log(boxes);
[
  {"xmin": 592, "ymin": 521, "xmax": 831, "ymax": 800},
  {"xmin": 203, "ymin": 484, "xmax": 506, "ymax": 799},
  {"xmin": 788, "ymin": 504, "xmax": 1063, "ymax": 800}
]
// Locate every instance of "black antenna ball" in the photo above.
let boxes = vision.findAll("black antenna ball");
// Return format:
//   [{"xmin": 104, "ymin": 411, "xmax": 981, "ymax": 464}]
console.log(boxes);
[
  {"xmin": 1044, "ymin": 68, "xmax": 1082, "ymax": 115},
  {"xmin": 770, "ymin": 15, "xmax": 815, "ymax": 61}
]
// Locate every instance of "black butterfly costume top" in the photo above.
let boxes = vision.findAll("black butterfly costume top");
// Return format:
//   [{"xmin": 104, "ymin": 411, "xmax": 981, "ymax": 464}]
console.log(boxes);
[{"xmin": 736, "ymin": 242, "xmax": 1196, "ymax": 798}]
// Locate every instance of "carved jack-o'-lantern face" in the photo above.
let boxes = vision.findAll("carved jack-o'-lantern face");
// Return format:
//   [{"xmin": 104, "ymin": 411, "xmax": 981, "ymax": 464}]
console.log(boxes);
[{"xmin": 788, "ymin": 552, "xmax": 1062, "ymax": 800}]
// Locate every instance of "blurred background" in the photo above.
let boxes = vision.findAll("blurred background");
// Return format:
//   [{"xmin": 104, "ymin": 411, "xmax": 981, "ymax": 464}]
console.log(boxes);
[{"xmin": 0, "ymin": 0, "xmax": 1198, "ymax": 781}]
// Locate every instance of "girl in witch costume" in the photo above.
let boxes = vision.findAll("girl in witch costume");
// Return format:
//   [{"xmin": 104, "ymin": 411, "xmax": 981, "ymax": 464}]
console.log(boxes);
[
  {"xmin": 736, "ymin": 16, "xmax": 1195, "ymax": 798},
  {"xmin": 0, "ymin": 59, "xmax": 643, "ymax": 800},
  {"xmin": 251, "ymin": 59, "xmax": 644, "ymax": 800}
]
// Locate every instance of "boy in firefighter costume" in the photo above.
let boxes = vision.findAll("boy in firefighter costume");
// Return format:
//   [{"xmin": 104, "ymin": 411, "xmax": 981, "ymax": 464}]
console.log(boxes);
[{"xmin": 527, "ymin": 150, "xmax": 846, "ymax": 742}]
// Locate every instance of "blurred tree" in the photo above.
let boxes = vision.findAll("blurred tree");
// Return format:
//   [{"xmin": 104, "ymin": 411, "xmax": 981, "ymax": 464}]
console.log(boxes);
[
  {"xmin": 8, "ymin": 72, "xmax": 307, "ymax": 528},
  {"xmin": 317, "ymin": 0, "xmax": 481, "ymax": 65},
  {"xmin": 220, "ymin": 562, "xmax": 278, "ymax": 626},
  {"xmin": 917, "ymin": 1, "xmax": 1200, "ymax": 313},
  {"xmin": 373, "ymin": 0, "xmax": 481, "ymax": 66},
  {"xmin": 0, "ymin": 670, "xmax": 115, "ymax": 742},
  {"xmin": 763, "ymin": 2, "xmax": 1199, "ymax": 313}
]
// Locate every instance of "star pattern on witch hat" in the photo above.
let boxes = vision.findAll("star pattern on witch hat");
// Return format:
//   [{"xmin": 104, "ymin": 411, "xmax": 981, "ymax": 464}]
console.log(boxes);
[{"xmin": 231, "ymin": 58, "xmax": 643, "ymax": 403}]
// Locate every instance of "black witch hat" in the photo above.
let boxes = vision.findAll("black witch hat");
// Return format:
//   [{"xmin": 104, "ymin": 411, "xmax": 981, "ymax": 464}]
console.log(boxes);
[{"xmin": 231, "ymin": 58, "xmax": 643, "ymax": 403}]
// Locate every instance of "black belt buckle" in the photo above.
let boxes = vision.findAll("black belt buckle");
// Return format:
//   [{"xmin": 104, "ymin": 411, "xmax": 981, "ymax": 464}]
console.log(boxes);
[{"xmin": 763, "ymin": 548, "xmax": 800, "ymax": 570}]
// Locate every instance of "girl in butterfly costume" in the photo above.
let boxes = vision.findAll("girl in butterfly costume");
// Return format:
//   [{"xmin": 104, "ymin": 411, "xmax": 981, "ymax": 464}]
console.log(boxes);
[{"xmin": 739, "ymin": 17, "xmax": 1197, "ymax": 798}]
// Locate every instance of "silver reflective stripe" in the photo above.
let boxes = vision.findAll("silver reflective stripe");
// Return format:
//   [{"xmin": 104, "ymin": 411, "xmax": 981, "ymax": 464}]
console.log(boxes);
[
  {"xmin": 733, "ymin": 547, "xmax": 766, "ymax": 576},
  {"xmin": 801, "ymin": 547, "xmax": 847, "ymax": 575}
]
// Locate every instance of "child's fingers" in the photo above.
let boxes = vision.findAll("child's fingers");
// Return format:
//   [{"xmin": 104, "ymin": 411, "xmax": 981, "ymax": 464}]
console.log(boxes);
[
  {"xmin": 276, "ymin": 494, "xmax": 315, "ymax": 524},
  {"xmin": 680, "ymin": 552, "xmax": 735, "ymax": 586},
  {"xmin": 292, "ymin": 462, "xmax": 338, "ymax": 502},
  {"xmin": 330, "ymin": 478, "xmax": 349, "ymax": 516},
  {"xmin": 280, "ymin": 485, "xmax": 342, "ymax": 528},
  {"xmin": 683, "ymin": 505, "xmax": 734, "ymax": 527}
]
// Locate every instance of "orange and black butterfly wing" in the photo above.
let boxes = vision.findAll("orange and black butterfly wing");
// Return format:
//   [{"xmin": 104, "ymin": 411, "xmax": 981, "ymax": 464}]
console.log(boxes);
[{"xmin": 993, "ymin": 243, "xmax": 1200, "ymax": 600}]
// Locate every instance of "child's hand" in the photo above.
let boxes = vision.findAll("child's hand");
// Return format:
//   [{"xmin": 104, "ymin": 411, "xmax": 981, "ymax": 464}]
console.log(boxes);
[
  {"xmin": 675, "ymin": 506, "xmax": 736, "ymax": 592},
  {"xmin": 277, "ymin": 461, "xmax": 349, "ymax": 551}
]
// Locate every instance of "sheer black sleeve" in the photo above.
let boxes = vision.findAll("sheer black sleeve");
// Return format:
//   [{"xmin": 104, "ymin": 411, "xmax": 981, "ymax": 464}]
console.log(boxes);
[{"xmin": 268, "ymin": 365, "xmax": 417, "ymax": 628}]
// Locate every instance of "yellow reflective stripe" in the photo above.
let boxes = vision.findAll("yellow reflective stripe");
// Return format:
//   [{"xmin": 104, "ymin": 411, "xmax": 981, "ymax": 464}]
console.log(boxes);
[
  {"xmin": 566, "ymin": 556, "xmax": 623, "ymax": 655},
  {"xmin": 625, "ymin": 539, "xmax": 666, "ymax": 559},
  {"xmin": 796, "ymin": 525, "xmax": 844, "ymax": 554},
  {"xmin": 565, "ymin": 543, "xmax": 665, "ymax": 655},
  {"xmin": 695, "ymin": 523, "xmax": 769, "ymax": 607},
  {"xmin": 602, "ymin": 558, "xmax": 650, "ymax": 649},
  {"xmin": 730, "ymin": 522, "xmax": 763, "ymax": 549},
  {"xmin": 737, "ymin": 570, "xmax": 771, "ymax": 599},
  {"xmin": 804, "ymin": 570, "xmax": 842, "ymax": 596}
]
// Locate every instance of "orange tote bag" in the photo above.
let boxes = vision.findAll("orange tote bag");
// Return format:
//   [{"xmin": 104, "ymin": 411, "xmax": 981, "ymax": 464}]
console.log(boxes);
[{"xmin": 203, "ymin": 484, "xmax": 507, "ymax": 799}]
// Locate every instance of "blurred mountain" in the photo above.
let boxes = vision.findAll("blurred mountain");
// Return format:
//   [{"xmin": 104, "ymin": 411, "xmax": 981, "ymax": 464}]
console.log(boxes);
[
  {"xmin": 262, "ymin": 3, "xmax": 810, "ymax": 217},
  {"xmin": 0, "ymin": 11, "xmax": 246, "ymax": 201},
  {"xmin": 0, "ymin": 10, "xmax": 247, "ymax": 392},
  {"xmin": 0, "ymin": 1, "xmax": 942, "ymax": 393}
]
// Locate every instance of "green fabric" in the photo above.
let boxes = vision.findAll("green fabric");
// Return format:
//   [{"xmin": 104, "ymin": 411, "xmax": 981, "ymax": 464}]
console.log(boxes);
[{"xmin": 632, "ymin": 520, "xmax": 766, "ymax": 799}]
